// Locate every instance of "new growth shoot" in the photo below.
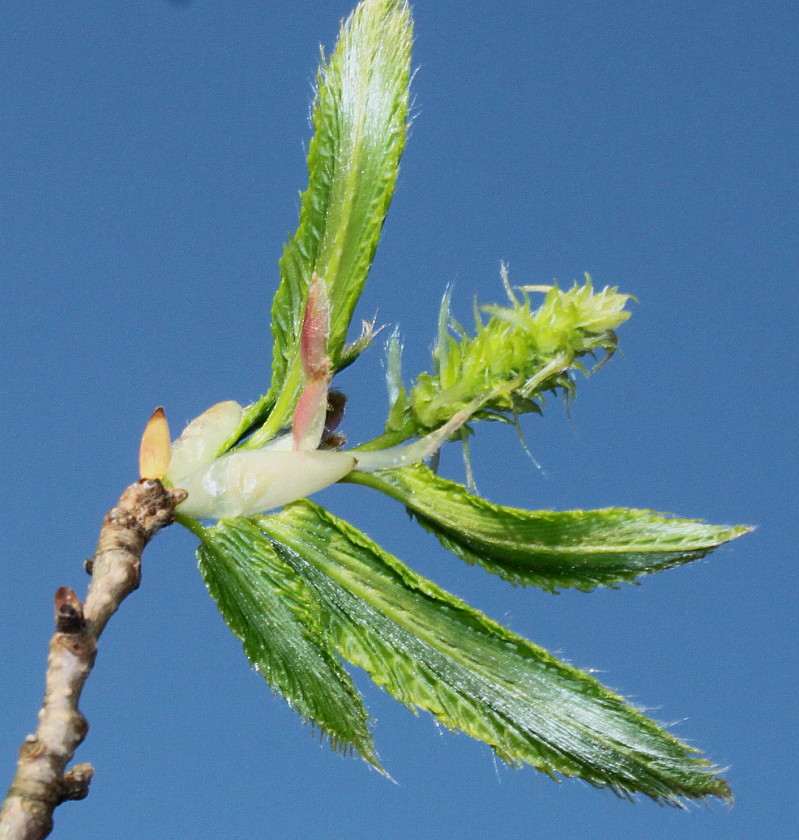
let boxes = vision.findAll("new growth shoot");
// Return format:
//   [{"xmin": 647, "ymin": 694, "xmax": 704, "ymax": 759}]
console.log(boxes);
[{"xmin": 130, "ymin": 0, "xmax": 747, "ymax": 809}]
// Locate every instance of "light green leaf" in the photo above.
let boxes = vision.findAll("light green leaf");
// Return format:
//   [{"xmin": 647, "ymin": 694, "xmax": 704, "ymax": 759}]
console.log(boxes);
[
  {"xmin": 242, "ymin": 0, "xmax": 412, "ymax": 447},
  {"xmin": 382, "ymin": 278, "xmax": 631, "ymax": 440},
  {"xmin": 348, "ymin": 463, "xmax": 751, "ymax": 591},
  {"xmin": 193, "ymin": 516, "xmax": 380, "ymax": 768},
  {"xmin": 258, "ymin": 500, "xmax": 731, "ymax": 804}
]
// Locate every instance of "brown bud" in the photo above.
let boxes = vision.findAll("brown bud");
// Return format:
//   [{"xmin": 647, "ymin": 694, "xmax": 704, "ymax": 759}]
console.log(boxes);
[{"xmin": 54, "ymin": 586, "xmax": 85, "ymax": 633}]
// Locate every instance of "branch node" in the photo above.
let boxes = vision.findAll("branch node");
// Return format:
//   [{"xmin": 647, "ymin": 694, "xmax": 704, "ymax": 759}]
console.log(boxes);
[{"xmin": 58, "ymin": 764, "xmax": 94, "ymax": 803}]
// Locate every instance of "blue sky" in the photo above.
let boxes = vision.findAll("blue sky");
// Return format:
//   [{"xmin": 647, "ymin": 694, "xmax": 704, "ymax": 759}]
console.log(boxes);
[{"xmin": 1, "ymin": 1, "xmax": 796, "ymax": 838}]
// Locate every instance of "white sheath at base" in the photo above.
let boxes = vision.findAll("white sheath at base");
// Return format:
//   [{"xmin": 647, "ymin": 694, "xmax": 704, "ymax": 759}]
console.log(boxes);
[
  {"xmin": 168, "ymin": 401, "xmax": 244, "ymax": 483},
  {"xmin": 176, "ymin": 449, "xmax": 357, "ymax": 519}
]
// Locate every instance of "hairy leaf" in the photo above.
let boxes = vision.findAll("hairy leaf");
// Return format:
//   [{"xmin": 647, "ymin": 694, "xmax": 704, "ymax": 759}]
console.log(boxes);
[
  {"xmin": 258, "ymin": 500, "xmax": 731, "ymax": 804},
  {"xmin": 372, "ymin": 278, "xmax": 631, "ymax": 445},
  {"xmin": 194, "ymin": 516, "xmax": 380, "ymax": 768},
  {"xmin": 242, "ymin": 0, "xmax": 412, "ymax": 447},
  {"xmin": 347, "ymin": 463, "xmax": 751, "ymax": 591}
]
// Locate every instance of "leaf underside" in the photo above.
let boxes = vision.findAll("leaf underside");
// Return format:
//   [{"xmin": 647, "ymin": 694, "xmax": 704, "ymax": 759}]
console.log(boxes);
[
  {"xmin": 248, "ymin": 501, "xmax": 732, "ymax": 805},
  {"xmin": 348, "ymin": 463, "xmax": 751, "ymax": 591}
]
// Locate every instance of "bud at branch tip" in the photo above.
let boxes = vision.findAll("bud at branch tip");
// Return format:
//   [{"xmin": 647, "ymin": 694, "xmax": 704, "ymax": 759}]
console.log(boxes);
[{"xmin": 139, "ymin": 406, "xmax": 172, "ymax": 480}]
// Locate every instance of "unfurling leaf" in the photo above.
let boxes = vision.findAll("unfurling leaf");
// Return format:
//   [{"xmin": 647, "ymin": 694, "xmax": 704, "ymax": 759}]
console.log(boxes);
[
  {"xmin": 348, "ymin": 463, "xmax": 752, "ymax": 591},
  {"xmin": 258, "ymin": 500, "xmax": 731, "ymax": 805},
  {"xmin": 240, "ymin": 0, "xmax": 413, "ymax": 448},
  {"xmin": 375, "ymin": 278, "xmax": 631, "ymax": 444}
]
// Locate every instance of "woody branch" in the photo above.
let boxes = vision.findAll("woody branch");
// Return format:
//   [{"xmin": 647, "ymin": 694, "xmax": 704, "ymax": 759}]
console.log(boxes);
[{"xmin": 0, "ymin": 479, "xmax": 186, "ymax": 840}]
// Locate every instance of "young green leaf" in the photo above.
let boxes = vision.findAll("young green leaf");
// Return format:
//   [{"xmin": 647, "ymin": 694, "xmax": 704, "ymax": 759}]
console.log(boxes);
[
  {"xmin": 347, "ymin": 463, "xmax": 752, "ymax": 591},
  {"xmin": 258, "ymin": 500, "xmax": 731, "ymax": 805},
  {"xmin": 360, "ymin": 278, "xmax": 632, "ymax": 451},
  {"xmin": 241, "ymin": 0, "xmax": 412, "ymax": 447},
  {"xmin": 192, "ymin": 516, "xmax": 380, "ymax": 768}
]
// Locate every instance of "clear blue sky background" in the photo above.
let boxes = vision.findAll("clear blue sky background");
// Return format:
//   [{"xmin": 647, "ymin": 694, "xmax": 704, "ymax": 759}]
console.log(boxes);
[{"xmin": 1, "ymin": 2, "xmax": 796, "ymax": 838}]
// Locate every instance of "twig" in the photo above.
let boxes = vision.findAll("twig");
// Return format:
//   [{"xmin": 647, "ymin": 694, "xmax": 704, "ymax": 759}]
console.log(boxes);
[{"xmin": 0, "ymin": 479, "xmax": 186, "ymax": 840}]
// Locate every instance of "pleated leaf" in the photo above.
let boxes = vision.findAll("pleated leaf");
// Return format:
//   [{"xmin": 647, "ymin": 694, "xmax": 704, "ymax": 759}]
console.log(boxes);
[
  {"xmin": 258, "ymin": 500, "xmax": 731, "ymax": 805},
  {"xmin": 243, "ymin": 0, "xmax": 412, "ymax": 447},
  {"xmin": 195, "ymin": 516, "xmax": 380, "ymax": 768},
  {"xmin": 348, "ymin": 463, "xmax": 751, "ymax": 592}
]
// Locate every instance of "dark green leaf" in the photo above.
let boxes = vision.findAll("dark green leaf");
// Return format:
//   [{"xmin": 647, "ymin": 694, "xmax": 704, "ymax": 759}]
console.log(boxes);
[
  {"xmin": 195, "ymin": 516, "xmax": 380, "ymax": 768},
  {"xmin": 348, "ymin": 463, "xmax": 751, "ymax": 591},
  {"xmin": 258, "ymin": 500, "xmax": 731, "ymax": 804}
]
